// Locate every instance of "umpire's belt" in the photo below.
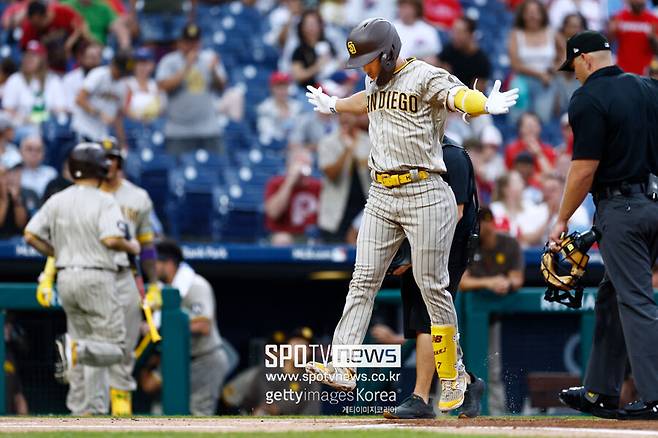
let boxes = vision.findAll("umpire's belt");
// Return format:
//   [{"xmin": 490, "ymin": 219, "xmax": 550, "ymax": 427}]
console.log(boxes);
[
  {"xmin": 373, "ymin": 169, "xmax": 430, "ymax": 188},
  {"xmin": 593, "ymin": 182, "xmax": 646, "ymax": 203}
]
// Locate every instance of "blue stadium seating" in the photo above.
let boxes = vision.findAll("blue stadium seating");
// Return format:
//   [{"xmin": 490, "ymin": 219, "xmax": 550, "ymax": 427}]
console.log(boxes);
[
  {"xmin": 41, "ymin": 115, "xmax": 76, "ymax": 170},
  {"xmin": 168, "ymin": 167, "xmax": 222, "ymax": 239},
  {"xmin": 138, "ymin": 149, "xmax": 177, "ymax": 227}
]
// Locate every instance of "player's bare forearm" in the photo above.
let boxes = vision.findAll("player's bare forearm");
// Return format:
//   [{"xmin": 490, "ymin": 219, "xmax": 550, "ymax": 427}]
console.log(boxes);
[
  {"xmin": 335, "ymin": 91, "xmax": 367, "ymax": 115},
  {"xmin": 24, "ymin": 232, "xmax": 54, "ymax": 257},
  {"xmin": 557, "ymin": 159, "xmax": 599, "ymax": 223},
  {"xmin": 459, "ymin": 271, "xmax": 492, "ymax": 291},
  {"xmin": 102, "ymin": 236, "xmax": 140, "ymax": 255},
  {"xmin": 508, "ymin": 270, "xmax": 525, "ymax": 291},
  {"xmin": 190, "ymin": 317, "xmax": 211, "ymax": 336}
]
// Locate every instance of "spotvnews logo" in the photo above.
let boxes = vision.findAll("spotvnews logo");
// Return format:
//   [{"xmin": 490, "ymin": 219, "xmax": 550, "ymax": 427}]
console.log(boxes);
[{"xmin": 264, "ymin": 344, "xmax": 401, "ymax": 369}]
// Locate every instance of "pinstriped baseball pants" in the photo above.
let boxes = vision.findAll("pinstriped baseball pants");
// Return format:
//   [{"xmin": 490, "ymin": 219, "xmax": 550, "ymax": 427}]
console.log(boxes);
[
  {"xmin": 333, "ymin": 174, "xmax": 459, "ymax": 348},
  {"xmin": 58, "ymin": 269, "xmax": 126, "ymax": 414}
]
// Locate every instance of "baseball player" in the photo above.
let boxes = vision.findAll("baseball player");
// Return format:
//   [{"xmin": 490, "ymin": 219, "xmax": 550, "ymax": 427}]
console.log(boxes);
[
  {"xmin": 383, "ymin": 136, "xmax": 486, "ymax": 419},
  {"xmin": 100, "ymin": 137, "xmax": 159, "ymax": 416},
  {"xmin": 24, "ymin": 142, "xmax": 141, "ymax": 415},
  {"xmin": 305, "ymin": 18, "xmax": 517, "ymax": 411}
]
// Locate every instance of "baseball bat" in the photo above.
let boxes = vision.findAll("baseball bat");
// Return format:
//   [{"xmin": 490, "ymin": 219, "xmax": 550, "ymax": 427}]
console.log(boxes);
[{"xmin": 120, "ymin": 223, "xmax": 162, "ymax": 342}]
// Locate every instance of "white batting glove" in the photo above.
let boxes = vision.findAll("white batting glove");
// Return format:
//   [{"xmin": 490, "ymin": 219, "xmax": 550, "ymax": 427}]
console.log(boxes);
[
  {"xmin": 484, "ymin": 80, "xmax": 519, "ymax": 115},
  {"xmin": 306, "ymin": 85, "xmax": 337, "ymax": 114}
]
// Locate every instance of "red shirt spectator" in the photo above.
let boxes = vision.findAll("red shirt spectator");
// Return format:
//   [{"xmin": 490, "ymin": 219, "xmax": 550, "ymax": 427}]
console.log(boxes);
[
  {"xmin": 424, "ymin": 0, "xmax": 463, "ymax": 29},
  {"xmin": 20, "ymin": 2, "xmax": 85, "ymax": 50},
  {"xmin": 610, "ymin": 3, "xmax": 658, "ymax": 74},
  {"xmin": 505, "ymin": 138, "xmax": 556, "ymax": 172},
  {"xmin": 264, "ymin": 175, "xmax": 321, "ymax": 235},
  {"xmin": 505, "ymin": 112, "xmax": 556, "ymax": 177}
]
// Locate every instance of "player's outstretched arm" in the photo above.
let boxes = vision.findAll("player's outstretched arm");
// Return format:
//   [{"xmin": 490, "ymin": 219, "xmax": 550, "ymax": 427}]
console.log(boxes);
[
  {"xmin": 306, "ymin": 86, "xmax": 367, "ymax": 115},
  {"xmin": 24, "ymin": 232, "xmax": 54, "ymax": 257},
  {"xmin": 449, "ymin": 80, "xmax": 519, "ymax": 116}
]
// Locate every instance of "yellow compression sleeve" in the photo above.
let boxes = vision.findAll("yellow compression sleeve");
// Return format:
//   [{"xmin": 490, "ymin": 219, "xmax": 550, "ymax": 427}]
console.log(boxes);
[
  {"xmin": 42, "ymin": 256, "xmax": 56, "ymax": 283},
  {"xmin": 453, "ymin": 87, "xmax": 488, "ymax": 116}
]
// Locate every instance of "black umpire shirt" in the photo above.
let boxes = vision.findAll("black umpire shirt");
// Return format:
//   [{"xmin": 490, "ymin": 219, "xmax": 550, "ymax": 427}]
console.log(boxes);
[
  {"xmin": 442, "ymin": 140, "xmax": 478, "ymax": 239},
  {"xmin": 569, "ymin": 65, "xmax": 658, "ymax": 191}
]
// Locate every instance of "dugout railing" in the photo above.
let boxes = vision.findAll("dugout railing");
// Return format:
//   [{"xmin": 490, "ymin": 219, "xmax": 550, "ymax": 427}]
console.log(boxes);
[{"xmin": 0, "ymin": 284, "xmax": 190, "ymax": 415}]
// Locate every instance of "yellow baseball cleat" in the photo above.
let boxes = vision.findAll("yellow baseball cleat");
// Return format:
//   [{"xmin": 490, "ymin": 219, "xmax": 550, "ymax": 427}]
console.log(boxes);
[
  {"xmin": 110, "ymin": 388, "xmax": 132, "ymax": 416},
  {"xmin": 438, "ymin": 369, "xmax": 469, "ymax": 412}
]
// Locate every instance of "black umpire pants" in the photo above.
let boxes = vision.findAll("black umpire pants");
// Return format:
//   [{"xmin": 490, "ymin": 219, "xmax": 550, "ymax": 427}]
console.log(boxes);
[
  {"xmin": 585, "ymin": 194, "xmax": 658, "ymax": 402},
  {"xmin": 400, "ymin": 233, "xmax": 469, "ymax": 338}
]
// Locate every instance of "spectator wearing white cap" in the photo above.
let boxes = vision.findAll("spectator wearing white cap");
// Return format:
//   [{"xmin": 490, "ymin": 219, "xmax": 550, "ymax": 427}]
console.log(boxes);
[{"xmin": 0, "ymin": 113, "xmax": 21, "ymax": 169}]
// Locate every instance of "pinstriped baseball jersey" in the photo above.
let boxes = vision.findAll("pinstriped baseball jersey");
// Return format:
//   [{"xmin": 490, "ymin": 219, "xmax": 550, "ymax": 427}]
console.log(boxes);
[
  {"xmin": 365, "ymin": 58, "xmax": 465, "ymax": 173},
  {"xmin": 104, "ymin": 179, "xmax": 154, "ymax": 267},
  {"xmin": 25, "ymin": 185, "xmax": 127, "ymax": 270}
]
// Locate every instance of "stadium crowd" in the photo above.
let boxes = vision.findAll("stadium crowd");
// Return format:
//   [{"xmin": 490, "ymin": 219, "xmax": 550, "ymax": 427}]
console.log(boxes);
[{"xmin": 1, "ymin": 0, "xmax": 657, "ymax": 248}]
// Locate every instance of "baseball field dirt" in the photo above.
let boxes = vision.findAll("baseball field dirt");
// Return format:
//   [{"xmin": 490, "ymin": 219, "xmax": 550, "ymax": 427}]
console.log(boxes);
[{"xmin": 0, "ymin": 416, "xmax": 657, "ymax": 437}]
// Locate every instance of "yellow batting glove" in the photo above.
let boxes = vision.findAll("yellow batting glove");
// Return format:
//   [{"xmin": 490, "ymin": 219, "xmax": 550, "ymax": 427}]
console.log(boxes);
[
  {"xmin": 36, "ymin": 257, "xmax": 56, "ymax": 307},
  {"xmin": 144, "ymin": 283, "xmax": 162, "ymax": 310}
]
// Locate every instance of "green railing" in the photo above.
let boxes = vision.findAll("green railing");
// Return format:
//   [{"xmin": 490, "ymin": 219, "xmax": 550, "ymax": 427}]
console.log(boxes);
[{"xmin": 0, "ymin": 284, "xmax": 190, "ymax": 415}]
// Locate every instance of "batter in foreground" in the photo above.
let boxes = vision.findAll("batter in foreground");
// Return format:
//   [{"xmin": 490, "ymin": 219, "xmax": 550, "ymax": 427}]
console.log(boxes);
[{"xmin": 304, "ymin": 17, "xmax": 518, "ymax": 411}]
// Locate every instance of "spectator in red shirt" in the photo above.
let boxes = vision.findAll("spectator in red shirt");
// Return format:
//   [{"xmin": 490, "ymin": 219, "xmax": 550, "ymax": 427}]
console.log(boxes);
[
  {"xmin": 609, "ymin": 0, "xmax": 658, "ymax": 74},
  {"xmin": 505, "ymin": 112, "xmax": 556, "ymax": 177},
  {"xmin": 21, "ymin": 1, "xmax": 88, "ymax": 72},
  {"xmin": 264, "ymin": 148, "xmax": 321, "ymax": 246}
]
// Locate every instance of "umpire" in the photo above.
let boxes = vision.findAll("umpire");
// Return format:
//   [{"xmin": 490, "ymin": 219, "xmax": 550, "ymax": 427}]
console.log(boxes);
[
  {"xmin": 550, "ymin": 31, "xmax": 658, "ymax": 420},
  {"xmin": 384, "ymin": 136, "xmax": 485, "ymax": 419}
]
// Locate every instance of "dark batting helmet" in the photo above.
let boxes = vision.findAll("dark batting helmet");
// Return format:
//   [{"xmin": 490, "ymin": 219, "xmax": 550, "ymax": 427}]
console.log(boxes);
[
  {"xmin": 101, "ymin": 136, "xmax": 126, "ymax": 166},
  {"xmin": 345, "ymin": 18, "xmax": 402, "ymax": 86},
  {"xmin": 68, "ymin": 142, "xmax": 111, "ymax": 180}
]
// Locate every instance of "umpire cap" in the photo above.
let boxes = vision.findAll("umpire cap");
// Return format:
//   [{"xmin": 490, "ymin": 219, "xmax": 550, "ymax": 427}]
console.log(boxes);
[
  {"xmin": 68, "ymin": 142, "xmax": 111, "ymax": 180},
  {"xmin": 345, "ymin": 18, "xmax": 401, "ymax": 86},
  {"xmin": 558, "ymin": 30, "xmax": 611, "ymax": 72}
]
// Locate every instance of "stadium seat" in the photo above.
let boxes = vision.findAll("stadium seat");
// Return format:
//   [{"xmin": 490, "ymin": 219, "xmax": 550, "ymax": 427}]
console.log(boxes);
[
  {"xmin": 41, "ymin": 114, "xmax": 76, "ymax": 170},
  {"xmin": 139, "ymin": 149, "xmax": 177, "ymax": 230}
]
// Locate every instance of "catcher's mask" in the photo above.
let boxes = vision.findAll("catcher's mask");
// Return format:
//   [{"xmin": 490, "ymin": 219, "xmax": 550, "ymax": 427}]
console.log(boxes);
[{"xmin": 540, "ymin": 227, "xmax": 600, "ymax": 309}]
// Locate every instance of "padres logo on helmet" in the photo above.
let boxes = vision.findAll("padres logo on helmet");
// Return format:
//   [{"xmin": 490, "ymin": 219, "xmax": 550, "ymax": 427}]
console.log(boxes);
[{"xmin": 347, "ymin": 41, "xmax": 357, "ymax": 55}]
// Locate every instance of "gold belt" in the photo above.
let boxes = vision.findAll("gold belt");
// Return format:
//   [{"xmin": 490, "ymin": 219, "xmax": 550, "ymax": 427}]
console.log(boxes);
[{"xmin": 375, "ymin": 170, "xmax": 430, "ymax": 188}]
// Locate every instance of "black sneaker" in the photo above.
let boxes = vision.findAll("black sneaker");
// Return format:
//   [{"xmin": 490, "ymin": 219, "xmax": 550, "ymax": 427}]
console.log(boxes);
[
  {"xmin": 619, "ymin": 400, "xmax": 658, "ymax": 420},
  {"xmin": 459, "ymin": 375, "xmax": 486, "ymax": 418},
  {"xmin": 558, "ymin": 386, "xmax": 619, "ymax": 419},
  {"xmin": 384, "ymin": 394, "xmax": 435, "ymax": 419}
]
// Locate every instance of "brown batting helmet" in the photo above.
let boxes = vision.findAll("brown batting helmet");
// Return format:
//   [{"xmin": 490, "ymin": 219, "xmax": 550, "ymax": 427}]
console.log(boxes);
[
  {"xmin": 68, "ymin": 142, "xmax": 111, "ymax": 180},
  {"xmin": 345, "ymin": 18, "xmax": 402, "ymax": 86}
]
